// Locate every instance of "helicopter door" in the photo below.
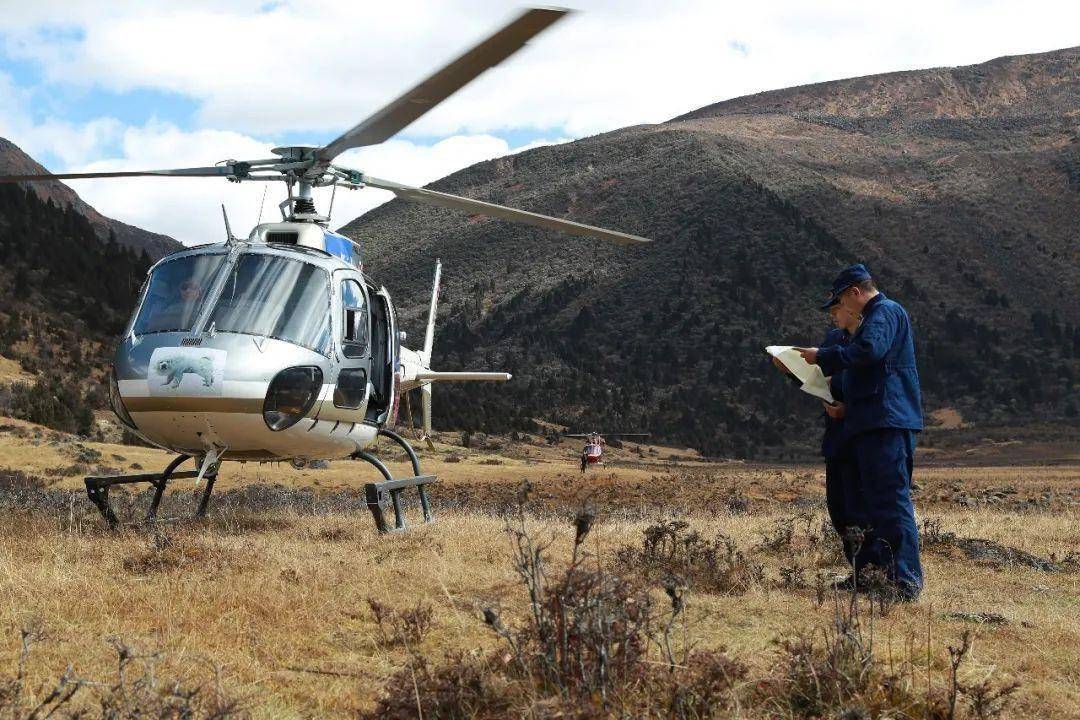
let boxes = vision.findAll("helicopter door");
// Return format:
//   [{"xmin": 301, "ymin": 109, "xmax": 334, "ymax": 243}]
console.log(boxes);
[
  {"xmin": 365, "ymin": 287, "xmax": 398, "ymax": 424},
  {"xmin": 332, "ymin": 277, "xmax": 371, "ymax": 418}
]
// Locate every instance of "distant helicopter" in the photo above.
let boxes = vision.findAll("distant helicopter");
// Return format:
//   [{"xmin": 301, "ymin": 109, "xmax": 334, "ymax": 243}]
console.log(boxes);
[
  {"xmin": 565, "ymin": 432, "xmax": 651, "ymax": 473},
  {"xmin": 0, "ymin": 8, "xmax": 651, "ymax": 532}
]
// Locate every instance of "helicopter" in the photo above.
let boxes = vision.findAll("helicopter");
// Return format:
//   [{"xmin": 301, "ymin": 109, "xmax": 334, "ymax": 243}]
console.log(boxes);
[
  {"xmin": 565, "ymin": 432, "xmax": 651, "ymax": 473},
  {"xmin": 0, "ymin": 8, "xmax": 651, "ymax": 533}
]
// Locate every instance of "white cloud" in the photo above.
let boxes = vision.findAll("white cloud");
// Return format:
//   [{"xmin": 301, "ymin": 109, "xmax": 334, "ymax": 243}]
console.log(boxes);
[
  {"xmin": 3, "ymin": 1, "xmax": 1078, "ymax": 140},
  {"xmin": 0, "ymin": 71, "xmax": 124, "ymax": 166}
]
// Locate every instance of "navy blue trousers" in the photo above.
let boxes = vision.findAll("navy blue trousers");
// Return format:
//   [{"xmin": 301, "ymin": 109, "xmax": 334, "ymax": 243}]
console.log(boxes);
[
  {"xmin": 824, "ymin": 455, "xmax": 859, "ymax": 565},
  {"xmin": 851, "ymin": 429, "xmax": 923, "ymax": 596}
]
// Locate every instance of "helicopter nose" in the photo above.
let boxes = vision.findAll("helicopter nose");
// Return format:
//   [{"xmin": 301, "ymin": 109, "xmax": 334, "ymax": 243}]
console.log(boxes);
[
  {"xmin": 108, "ymin": 367, "xmax": 139, "ymax": 431},
  {"xmin": 111, "ymin": 331, "xmax": 366, "ymax": 460}
]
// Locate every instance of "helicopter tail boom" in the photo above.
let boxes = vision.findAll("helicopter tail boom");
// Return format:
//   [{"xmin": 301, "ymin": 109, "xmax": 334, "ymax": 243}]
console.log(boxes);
[{"xmin": 415, "ymin": 371, "xmax": 512, "ymax": 382}]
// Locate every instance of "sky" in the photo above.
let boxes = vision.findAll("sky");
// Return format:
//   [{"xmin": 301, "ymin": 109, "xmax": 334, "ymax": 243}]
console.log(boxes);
[{"xmin": 1, "ymin": 0, "xmax": 1077, "ymax": 244}]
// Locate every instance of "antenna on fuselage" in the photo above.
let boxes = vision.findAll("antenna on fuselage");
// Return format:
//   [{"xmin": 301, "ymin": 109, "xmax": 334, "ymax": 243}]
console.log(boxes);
[
  {"xmin": 221, "ymin": 203, "xmax": 237, "ymax": 243},
  {"xmin": 256, "ymin": 186, "xmax": 268, "ymax": 225}
]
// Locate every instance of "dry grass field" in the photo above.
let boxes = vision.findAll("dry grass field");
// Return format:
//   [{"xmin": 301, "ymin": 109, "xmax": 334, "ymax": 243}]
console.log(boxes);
[{"xmin": 0, "ymin": 417, "xmax": 1077, "ymax": 718}]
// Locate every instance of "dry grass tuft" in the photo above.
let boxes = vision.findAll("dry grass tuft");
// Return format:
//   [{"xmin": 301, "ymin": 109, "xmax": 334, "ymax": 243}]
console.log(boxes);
[
  {"xmin": 366, "ymin": 598, "xmax": 435, "ymax": 647},
  {"xmin": 614, "ymin": 519, "xmax": 766, "ymax": 595},
  {"xmin": 0, "ymin": 624, "xmax": 246, "ymax": 719},
  {"xmin": 121, "ymin": 527, "xmax": 226, "ymax": 575},
  {"xmin": 755, "ymin": 594, "xmax": 1020, "ymax": 720}
]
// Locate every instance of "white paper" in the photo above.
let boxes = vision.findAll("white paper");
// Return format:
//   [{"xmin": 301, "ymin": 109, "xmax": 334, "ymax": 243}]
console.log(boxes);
[{"xmin": 766, "ymin": 345, "xmax": 834, "ymax": 403}]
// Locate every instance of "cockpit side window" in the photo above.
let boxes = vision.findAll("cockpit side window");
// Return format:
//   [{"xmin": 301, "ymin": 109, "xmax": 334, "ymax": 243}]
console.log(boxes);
[
  {"xmin": 207, "ymin": 253, "xmax": 331, "ymax": 355},
  {"xmin": 341, "ymin": 279, "xmax": 368, "ymax": 359},
  {"xmin": 132, "ymin": 254, "xmax": 225, "ymax": 335}
]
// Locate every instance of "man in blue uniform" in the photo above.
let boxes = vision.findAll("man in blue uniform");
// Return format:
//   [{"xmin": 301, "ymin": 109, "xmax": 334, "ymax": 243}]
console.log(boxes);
[
  {"xmin": 771, "ymin": 303, "xmax": 860, "ymax": 570},
  {"xmin": 797, "ymin": 264, "xmax": 924, "ymax": 600},
  {"xmin": 820, "ymin": 306, "xmax": 861, "ymax": 573}
]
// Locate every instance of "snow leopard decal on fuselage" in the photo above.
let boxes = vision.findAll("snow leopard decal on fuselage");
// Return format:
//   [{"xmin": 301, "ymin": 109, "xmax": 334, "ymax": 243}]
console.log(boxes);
[{"xmin": 154, "ymin": 355, "xmax": 215, "ymax": 389}]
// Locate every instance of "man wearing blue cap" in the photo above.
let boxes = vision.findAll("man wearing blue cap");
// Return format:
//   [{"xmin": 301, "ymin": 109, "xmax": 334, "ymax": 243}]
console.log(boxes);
[{"xmin": 797, "ymin": 264, "xmax": 924, "ymax": 600}]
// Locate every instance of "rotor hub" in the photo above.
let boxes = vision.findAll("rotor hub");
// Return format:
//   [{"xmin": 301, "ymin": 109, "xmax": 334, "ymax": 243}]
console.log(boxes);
[{"xmin": 271, "ymin": 145, "xmax": 319, "ymax": 162}]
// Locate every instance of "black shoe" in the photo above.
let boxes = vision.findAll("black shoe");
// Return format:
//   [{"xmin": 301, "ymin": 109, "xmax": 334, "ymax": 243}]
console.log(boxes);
[
  {"xmin": 894, "ymin": 583, "xmax": 921, "ymax": 603},
  {"xmin": 866, "ymin": 581, "xmax": 920, "ymax": 604}
]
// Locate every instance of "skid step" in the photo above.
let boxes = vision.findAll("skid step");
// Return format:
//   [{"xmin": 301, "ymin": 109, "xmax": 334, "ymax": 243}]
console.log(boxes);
[
  {"xmin": 353, "ymin": 427, "xmax": 438, "ymax": 534},
  {"xmin": 364, "ymin": 474, "xmax": 437, "ymax": 534},
  {"xmin": 84, "ymin": 454, "xmax": 218, "ymax": 529}
]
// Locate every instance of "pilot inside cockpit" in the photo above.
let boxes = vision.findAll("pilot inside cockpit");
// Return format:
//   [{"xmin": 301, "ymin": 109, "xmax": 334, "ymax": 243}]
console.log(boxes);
[
  {"xmin": 178, "ymin": 278, "xmax": 203, "ymax": 303},
  {"xmin": 150, "ymin": 277, "xmax": 205, "ymax": 332},
  {"xmin": 133, "ymin": 254, "xmax": 224, "ymax": 335}
]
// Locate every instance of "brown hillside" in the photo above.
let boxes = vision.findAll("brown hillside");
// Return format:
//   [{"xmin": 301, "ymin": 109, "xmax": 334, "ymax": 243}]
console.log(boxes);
[
  {"xmin": 0, "ymin": 137, "xmax": 180, "ymax": 260},
  {"xmin": 342, "ymin": 46, "xmax": 1080, "ymax": 457},
  {"xmin": 677, "ymin": 46, "xmax": 1080, "ymax": 120}
]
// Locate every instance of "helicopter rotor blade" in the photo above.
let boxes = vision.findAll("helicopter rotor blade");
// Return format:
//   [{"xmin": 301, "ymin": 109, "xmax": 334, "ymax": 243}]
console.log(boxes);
[
  {"xmin": 316, "ymin": 8, "xmax": 568, "ymax": 162},
  {"xmin": 0, "ymin": 166, "xmax": 239, "ymax": 183},
  {"xmin": 361, "ymin": 175, "xmax": 651, "ymax": 245}
]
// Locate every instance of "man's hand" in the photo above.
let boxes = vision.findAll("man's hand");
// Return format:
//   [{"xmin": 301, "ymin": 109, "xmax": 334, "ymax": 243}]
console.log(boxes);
[
  {"xmin": 795, "ymin": 347, "xmax": 819, "ymax": 365},
  {"xmin": 771, "ymin": 356, "xmax": 790, "ymax": 374},
  {"xmin": 824, "ymin": 402, "xmax": 845, "ymax": 419}
]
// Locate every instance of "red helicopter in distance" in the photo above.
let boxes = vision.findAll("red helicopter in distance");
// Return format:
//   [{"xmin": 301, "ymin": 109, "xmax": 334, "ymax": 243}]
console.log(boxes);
[{"xmin": 564, "ymin": 432, "xmax": 650, "ymax": 473}]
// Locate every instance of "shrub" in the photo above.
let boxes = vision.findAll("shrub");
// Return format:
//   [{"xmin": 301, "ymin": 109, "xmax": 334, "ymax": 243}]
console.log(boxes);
[
  {"xmin": 368, "ymin": 487, "xmax": 747, "ymax": 718},
  {"xmin": 369, "ymin": 652, "xmax": 515, "ymax": 720},
  {"xmin": 614, "ymin": 519, "xmax": 765, "ymax": 595},
  {"xmin": 9, "ymin": 374, "xmax": 95, "ymax": 436},
  {"xmin": 756, "ymin": 594, "xmax": 1018, "ymax": 719},
  {"xmin": 367, "ymin": 598, "xmax": 435, "ymax": 647},
  {"xmin": 487, "ymin": 504, "xmax": 655, "ymax": 701}
]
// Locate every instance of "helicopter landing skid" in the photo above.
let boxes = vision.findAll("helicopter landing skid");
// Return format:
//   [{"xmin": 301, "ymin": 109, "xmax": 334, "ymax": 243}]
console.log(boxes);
[
  {"xmin": 353, "ymin": 429, "xmax": 436, "ymax": 534},
  {"xmin": 84, "ymin": 454, "xmax": 217, "ymax": 528}
]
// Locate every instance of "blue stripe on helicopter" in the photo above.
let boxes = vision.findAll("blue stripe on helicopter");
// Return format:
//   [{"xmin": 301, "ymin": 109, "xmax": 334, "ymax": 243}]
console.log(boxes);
[{"xmin": 322, "ymin": 232, "xmax": 361, "ymax": 268}]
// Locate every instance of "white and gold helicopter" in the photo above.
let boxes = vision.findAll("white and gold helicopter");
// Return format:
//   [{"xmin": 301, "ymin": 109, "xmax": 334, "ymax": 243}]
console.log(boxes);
[{"xmin": 0, "ymin": 8, "xmax": 650, "ymax": 532}]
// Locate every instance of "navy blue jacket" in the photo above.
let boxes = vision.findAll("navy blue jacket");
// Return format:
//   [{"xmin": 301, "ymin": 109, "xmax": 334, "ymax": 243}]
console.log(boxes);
[
  {"xmin": 817, "ymin": 293, "xmax": 923, "ymax": 435},
  {"xmin": 821, "ymin": 327, "xmax": 850, "ymax": 459}
]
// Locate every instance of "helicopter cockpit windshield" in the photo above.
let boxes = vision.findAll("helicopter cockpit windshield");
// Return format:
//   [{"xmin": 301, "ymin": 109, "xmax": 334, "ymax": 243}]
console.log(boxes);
[
  {"xmin": 131, "ymin": 254, "xmax": 225, "ymax": 335},
  {"xmin": 206, "ymin": 253, "xmax": 331, "ymax": 355}
]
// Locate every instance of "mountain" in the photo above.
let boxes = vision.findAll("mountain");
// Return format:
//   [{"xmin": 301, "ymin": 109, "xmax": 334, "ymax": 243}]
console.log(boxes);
[
  {"xmin": 0, "ymin": 144, "xmax": 161, "ymax": 435},
  {"xmin": 342, "ymin": 46, "xmax": 1080, "ymax": 458},
  {"xmin": 0, "ymin": 138, "xmax": 180, "ymax": 260}
]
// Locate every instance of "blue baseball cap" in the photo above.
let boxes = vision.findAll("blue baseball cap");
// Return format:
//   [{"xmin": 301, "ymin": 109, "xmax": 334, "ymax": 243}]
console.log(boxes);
[{"xmin": 821, "ymin": 263, "xmax": 872, "ymax": 309}]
